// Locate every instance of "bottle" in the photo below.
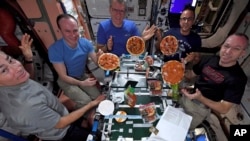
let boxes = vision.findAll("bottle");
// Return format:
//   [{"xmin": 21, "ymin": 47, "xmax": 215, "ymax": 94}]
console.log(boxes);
[
  {"xmin": 125, "ymin": 85, "xmax": 137, "ymax": 108},
  {"xmin": 171, "ymin": 83, "xmax": 180, "ymax": 102}
]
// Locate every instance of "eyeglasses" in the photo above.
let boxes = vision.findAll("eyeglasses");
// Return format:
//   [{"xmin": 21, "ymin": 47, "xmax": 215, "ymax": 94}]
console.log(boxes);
[
  {"xmin": 180, "ymin": 17, "xmax": 194, "ymax": 22},
  {"xmin": 111, "ymin": 7, "xmax": 126, "ymax": 14}
]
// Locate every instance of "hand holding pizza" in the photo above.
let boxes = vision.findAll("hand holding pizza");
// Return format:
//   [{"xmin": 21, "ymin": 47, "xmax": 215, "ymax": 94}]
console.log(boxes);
[{"xmin": 96, "ymin": 49, "xmax": 104, "ymax": 59}]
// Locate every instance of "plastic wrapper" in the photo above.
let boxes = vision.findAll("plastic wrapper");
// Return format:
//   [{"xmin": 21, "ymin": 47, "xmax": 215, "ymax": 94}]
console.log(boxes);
[{"xmin": 139, "ymin": 102, "xmax": 158, "ymax": 123}]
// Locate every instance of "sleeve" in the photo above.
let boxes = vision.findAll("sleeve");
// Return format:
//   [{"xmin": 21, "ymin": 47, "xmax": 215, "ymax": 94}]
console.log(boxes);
[
  {"xmin": 223, "ymin": 76, "xmax": 247, "ymax": 104},
  {"xmin": 80, "ymin": 38, "xmax": 95, "ymax": 53},
  {"xmin": 31, "ymin": 104, "xmax": 62, "ymax": 129},
  {"xmin": 97, "ymin": 22, "xmax": 107, "ymax": 45},
  {"xmin": 48, "ymin": 42, "xmax": 64, "ymax": 63},
  {"xmin": 24, "ymin": 95, "xmax": 62, "ymax": 130},
  {"xmin": 26, "ymin": 83, "xmax": 68, "ymax": 130}
]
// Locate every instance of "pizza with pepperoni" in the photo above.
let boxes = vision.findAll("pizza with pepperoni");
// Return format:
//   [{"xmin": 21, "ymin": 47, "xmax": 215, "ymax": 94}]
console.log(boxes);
[
  {"xmin": 161, "ymin": 60, "xmax": 184, "ymax": 84},
  {"xmin": 126, "ymin": 36, "xmax": 145, "ymax": 55},
  {"xmin": 160, "ymin": 35, "xmax": 178, "ymax": 55},
  {"xmin": 98, "ymin": 53, "xmax": 120, "ymax": 70}
]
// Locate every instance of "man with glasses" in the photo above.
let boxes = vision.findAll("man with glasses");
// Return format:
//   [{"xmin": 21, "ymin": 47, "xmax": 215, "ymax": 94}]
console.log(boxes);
[
  {"xmin": 97, "ymin": 0, "xmax": 157, "ymax": 57},
  {"xmin": 155, "ymin": 4, "xmax": 201, "ymax": 63}
]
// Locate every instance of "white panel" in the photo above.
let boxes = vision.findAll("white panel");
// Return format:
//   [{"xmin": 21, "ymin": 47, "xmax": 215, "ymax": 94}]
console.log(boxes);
[
  {"xmin": 90, "ymin": 18, "xmax": 103, "ymax": 37},
  {"xmin": 85, "ymin": 0, "xmax": 152, "ymax": 20},
  {"xmin": 237, "ymin": 12, "xmax": 250, "ymax": 65},
  {"xmin": 85, "ymin": 0, "xmax": 110, "ymax": 18},
  {"xmin": 241, "ymin": 85, "xmax": 250, "ymax": 117},
  {"xmin": 90, "ymin": 18, "xmax": 150, "ymax": 37},
  {"xmin": 126, "ymin": 0, "xmax": 152, "ymax": 20}
]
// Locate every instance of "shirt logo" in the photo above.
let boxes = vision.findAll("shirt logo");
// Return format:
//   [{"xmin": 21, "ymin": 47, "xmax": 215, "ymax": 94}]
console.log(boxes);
[{"xmin": 202, "ymin": 66, "xmax": 224, "ymax": 83}]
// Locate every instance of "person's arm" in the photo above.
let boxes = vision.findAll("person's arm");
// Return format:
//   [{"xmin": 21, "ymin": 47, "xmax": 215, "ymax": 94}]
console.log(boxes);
[
  {"xmin": 19, "ymin": 33, "xmax": 34, "ymax": 79},
  {"xmin": 52, "ymin": 63, "xmax": 96, "ymax": 87},
  {"xmin": 55, "ymin": 95, "xmax": 106, "ymax": 128},
  {"xmin": 89, "ymin": 49, "xmax": 103, "ymax": 65},
  {"xmin": 97, "ymin": 44, "xmax": 108, "ymax": 52},
  {"xmin": 96, "ymin": 36, "xmax": 113, "ymax": 53},
  {"xmin": 181, "ymin": 88, "xmax": 234, "ymax": 114},
  {"xmin": 154, "ymin": 29, "xmax": 163, "ymax": 51}
]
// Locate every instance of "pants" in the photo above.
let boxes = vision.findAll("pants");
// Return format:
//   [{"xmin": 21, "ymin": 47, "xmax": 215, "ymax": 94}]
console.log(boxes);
[
  {"xmin": 57, "ymin": 74, "xmax": 100, "ymax": 110},
  {"xmin": 42, "ymin": 117, "xmax": 91, "ymax": 141},
  {"xmin": 180, "ymin": 96, "xmax": 211, "ymax": 130}
]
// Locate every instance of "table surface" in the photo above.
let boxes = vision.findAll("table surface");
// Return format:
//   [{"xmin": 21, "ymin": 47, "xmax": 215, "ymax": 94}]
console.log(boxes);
[
  {"xmin": 97, "ymin": 57, "xmax": 211, "ymax": 141},
  {"xmin": 100, "ymin": 59, "xmax": 173, "ymax": 140}
]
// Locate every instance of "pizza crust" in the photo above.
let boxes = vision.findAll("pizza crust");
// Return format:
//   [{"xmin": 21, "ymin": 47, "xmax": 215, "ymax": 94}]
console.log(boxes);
[
  {"xmin": 160, "ymin": 35, "xmax": 178, "ymax": 55},
  {"xmin": 161, "ymin": 60, "xmax": 184, "ymax": 84},
  {"xmin": 126, "ymin": 36, "xmax": 145, "ymax": 55},
  {"xmin": 98, "ymin": 53, "xmax": 120, "ymax": 70}
]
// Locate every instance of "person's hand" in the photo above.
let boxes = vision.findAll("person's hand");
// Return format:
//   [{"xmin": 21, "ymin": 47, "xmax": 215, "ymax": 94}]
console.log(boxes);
[
  {"xmin": 155, "ymin": 28, "xmax": 162, "ymax": 41},
  {"xmin": 91, "ymin": 94, "xmax": 106, "ymax": 107},
  {"xmin": 79, "ymin": 77, "xmax": 97, "ymax": 87},
  {"xmin": 181, "ymin": 88, "xmax": 202, "ymax": 100},
  {"xmin": 184, "ymin": 52, "xmax": 195, "ymax": 63},
  {"xmin": 142, "ymin": 24, "xmax": 157, "ymax": 41},
  {"xmin": 96, "ymin": 49, "xmax": 103, "ymax": 60},
  {"xmin": 19, "ymin": 33, "xmax": 33, "ymax": 61},
  {"xmin": 107, "ymin": 36, "xmax": 113, "ymax": 51},
  {"xmin": 184, "ymin": 52, "xmax": 200, "ymax": 65}
]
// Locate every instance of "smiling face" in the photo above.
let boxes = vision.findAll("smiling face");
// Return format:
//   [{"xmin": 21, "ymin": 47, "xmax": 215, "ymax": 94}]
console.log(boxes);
[
  {"xmin": 219, "ymin": 34, "xmax": 248, "ymax": 67},
  {"xmin": 58, "ymin": 17, "xmax": 79, "ymax": 48},
  {"xmin": 179, "ymin": 9, "xmax": 195, "ymax": 35},
  {"xmin": 109, "ymin": 0, "xmax": 126, "ymax": 27},
  {"xmin": 0, "ymin": 52, "xmax": 29, "ymax": 86}
]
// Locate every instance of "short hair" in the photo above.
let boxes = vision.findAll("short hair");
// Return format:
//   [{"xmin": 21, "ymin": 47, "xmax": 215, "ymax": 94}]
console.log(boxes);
[
  {"xmin": 109, "ymin": 0, "xmax": 127, "ymax": 8},
  {"xmin": 56, "ymin": 14, "xmax": 78, "ymax": 29},
  {"xmin": 181, "ymin": 4, "xmax": 195, "ymax": 18},
  {"xmin": 231, "ymin": 33, "xmax": 249, "ymax": 49}
]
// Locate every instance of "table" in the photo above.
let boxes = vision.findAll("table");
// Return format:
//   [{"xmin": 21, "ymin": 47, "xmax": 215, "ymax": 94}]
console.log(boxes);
[
  {"xmin": 99, "ymin": 57, "xmax": 173, "ymax": 141},
  {"xmin": 92, "ymin": 56, "xmax": 213, "ymax": 141}
]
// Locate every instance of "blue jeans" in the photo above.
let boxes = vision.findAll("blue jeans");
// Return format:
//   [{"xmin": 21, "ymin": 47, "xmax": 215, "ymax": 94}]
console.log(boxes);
[{"xmin": 42, "ymin": 117, "xmax": 90, "ymax": 141}]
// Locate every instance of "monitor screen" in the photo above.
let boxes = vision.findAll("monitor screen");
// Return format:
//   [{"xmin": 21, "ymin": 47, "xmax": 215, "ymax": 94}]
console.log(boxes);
[{"xmin": 169, "ymin": 0, "xmax": 197, "ymax": 14}]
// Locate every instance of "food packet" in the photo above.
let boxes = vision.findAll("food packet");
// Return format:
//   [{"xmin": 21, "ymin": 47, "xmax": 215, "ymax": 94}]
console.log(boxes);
[
  {"xmin": 147, "ymin": 80, "xmax": 162, "ymax": 95},
  {"xmin": 139, "ymin": 102, "xmax": 158, "ymax": 123},
  {"xmin": 124, "ymin": 85, "xmax": 137, "ymax": 108}
]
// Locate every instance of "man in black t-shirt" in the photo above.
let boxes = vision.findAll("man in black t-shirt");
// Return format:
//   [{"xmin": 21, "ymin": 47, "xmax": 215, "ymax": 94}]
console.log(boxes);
[{"xmin": 181, "ymin": 33, "xmax": 249, "ymax": 130}]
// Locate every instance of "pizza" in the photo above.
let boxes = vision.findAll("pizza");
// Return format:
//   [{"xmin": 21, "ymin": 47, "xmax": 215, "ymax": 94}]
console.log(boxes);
[
  {"xmin": 98, "ymin": 53, "xmax": 120, "ymax": 70},
  {"xmin": 161, "ymin": 60, "xmax": 184, "ymax": 84},
  {"xmin": 160, "ymin": 35, "xmax": 178, "ymax": 55},
  {"xmin": 126, "ymin": 36, "xmax": 145, "ymax": 55}
]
